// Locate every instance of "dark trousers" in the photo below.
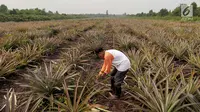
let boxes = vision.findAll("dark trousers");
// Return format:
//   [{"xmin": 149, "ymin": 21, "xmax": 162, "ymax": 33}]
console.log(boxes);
[{"xmin": 110, "ymin": 67, "xmax": 128, "ymax": 98}]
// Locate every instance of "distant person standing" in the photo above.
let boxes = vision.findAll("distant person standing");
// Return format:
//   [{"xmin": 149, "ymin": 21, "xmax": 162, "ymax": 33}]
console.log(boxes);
[{"xmin": 95, "ymin": 48, "xmax": 130, "ymax": 99}]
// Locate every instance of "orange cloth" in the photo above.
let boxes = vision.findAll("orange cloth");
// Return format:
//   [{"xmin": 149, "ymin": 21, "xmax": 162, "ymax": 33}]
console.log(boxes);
[{"xmin": 99, "ymin": 52, "xmax": 114, "ymax": 74}]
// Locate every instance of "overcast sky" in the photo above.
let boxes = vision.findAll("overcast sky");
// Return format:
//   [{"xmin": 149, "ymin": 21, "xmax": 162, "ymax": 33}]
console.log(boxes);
[{"xmin": 1, "ymin": 0, "xmax": 200, "ymax": 14}]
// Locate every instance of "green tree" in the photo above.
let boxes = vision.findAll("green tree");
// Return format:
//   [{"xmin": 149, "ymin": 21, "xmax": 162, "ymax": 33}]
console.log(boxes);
[
  {"xmin": 159, "ymin": 8, "xmax": 169, "ymax": 16},
  {"xmin": 148, "ymin": 10, "xmax": 156, "ymax": 16},
  {"xmin": 56, "ymin": 11, "xmax": 59, "ymax": 15},
  {"xmin": 41, "ymin": 9, "xmax": 46, "ymax": 15},
  {"xmin": 197, "ymin": 7, "xmax": 200, "ymax": 16},
  {"xmin": 191, "ymin": 2, "xmax": 197, "ymax": 16},
  {"xmin": 48, "ymin": 11, "xmax": 53, "ymax": 15},
  {"xmin": 9, "ymin": 9, "xmax": 17, "ymax": 14},
  {"xmin": 168, "ymin": 10, "xmax": 172, "ymax": 16},
  {"xmin": 172, "ymin": 6, "xmax": 181, "ymax": 16},
  {"xmin": 0, "ymin": 4, "xmax": 8, "ymax": 14}
]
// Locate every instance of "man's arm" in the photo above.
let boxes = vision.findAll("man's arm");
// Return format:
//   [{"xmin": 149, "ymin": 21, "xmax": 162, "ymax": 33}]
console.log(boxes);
[
  {"xmin": 99, "ymin": 61, "xmax": 106, "ymax": 75},
  {"xmin": 104, "ymin": 57, "xmax": 112, "ymax": 74},
  {"xmin": 99, "ymin": 52, "xmax": 114, "ymax": 76}
]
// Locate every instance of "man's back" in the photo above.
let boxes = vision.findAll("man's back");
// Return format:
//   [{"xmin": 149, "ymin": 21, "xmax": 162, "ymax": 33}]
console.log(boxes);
[{"xmin": 105, "ymin": 49, "xmax": 130, "ymax": 71}]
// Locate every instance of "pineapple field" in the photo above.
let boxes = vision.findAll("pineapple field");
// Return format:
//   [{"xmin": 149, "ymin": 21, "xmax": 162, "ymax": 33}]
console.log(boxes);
[{"xmin": 1, "ymin": 19, "xmax": 200, "ymax": 112}]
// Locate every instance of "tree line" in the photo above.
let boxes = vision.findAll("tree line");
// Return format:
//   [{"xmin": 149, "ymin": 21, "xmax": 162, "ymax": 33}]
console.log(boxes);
[
  {"xmin": 1, "ymin": 2, "xmax": 199, "ymax": 22},
  {"xmin": 0, "ymin": 4, "xmax": 87, "ymax": 22},
  {"xmin": 131, "ymin": 2, "xmax": 200, "ymax": 17}
]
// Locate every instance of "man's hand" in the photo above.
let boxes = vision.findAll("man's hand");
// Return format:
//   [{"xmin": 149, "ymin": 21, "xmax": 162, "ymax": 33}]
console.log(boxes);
[
  {"xmin": 96, "ymin": 72, "xmax": 107, "ymax": 80},
  {"xmin": 100, "ymin": 73, "xmax": 107, "ymax": 77}
]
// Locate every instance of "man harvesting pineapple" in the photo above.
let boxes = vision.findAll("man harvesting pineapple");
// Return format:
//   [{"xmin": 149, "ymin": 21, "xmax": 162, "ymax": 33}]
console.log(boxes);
[{"xmin": 95, "ymin": 47, "xmax": 130, "ymax": 99}]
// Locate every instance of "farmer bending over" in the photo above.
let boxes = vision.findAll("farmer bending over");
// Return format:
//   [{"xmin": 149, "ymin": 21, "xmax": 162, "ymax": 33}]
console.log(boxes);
[{"xmin": 95, "ymin": 48, "xmax": 130, "ymax": 99}]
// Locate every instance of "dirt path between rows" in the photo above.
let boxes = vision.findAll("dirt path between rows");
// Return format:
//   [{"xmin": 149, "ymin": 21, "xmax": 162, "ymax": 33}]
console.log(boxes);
[{"xmin": 92, "ymin": 21, "xmax": 132, "ymax": 112}]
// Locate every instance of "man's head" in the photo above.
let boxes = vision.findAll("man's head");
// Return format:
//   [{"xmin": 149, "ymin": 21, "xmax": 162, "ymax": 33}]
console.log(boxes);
[{"xmin": 95, "ymin": 47, "xmax": 105, "ymax": 59}]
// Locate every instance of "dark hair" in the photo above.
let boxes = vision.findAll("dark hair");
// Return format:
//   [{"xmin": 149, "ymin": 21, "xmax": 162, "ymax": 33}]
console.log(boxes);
[{"xmin": 95, "ymin": 47, "xmax": 104, "ymax": 54}]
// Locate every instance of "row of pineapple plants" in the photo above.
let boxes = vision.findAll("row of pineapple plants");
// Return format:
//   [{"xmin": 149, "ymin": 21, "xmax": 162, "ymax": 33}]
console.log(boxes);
[
  {"xmin": 120, "ymin": 19, "xmax": 200, "ymax": 71},
  {"xmin": 0, "ymin": 20, "xmax": 98, "ymax": 78},
  {"xmin": 111, "ymin": 19, "xmax": 200, "ymax": 111}
]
